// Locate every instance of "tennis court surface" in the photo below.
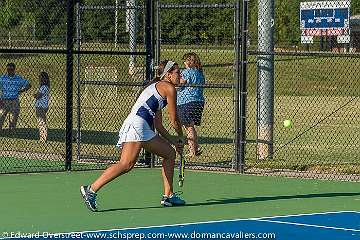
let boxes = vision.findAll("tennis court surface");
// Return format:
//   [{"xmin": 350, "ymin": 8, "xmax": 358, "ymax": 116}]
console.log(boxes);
[
  {"xmin": 1, "ymin": 169, "xmax": 359, "ymax": 239},
  {"xmin": 31, "ymin": 211, "xmax": 359, "ymax": 240},
  {"xmin": 6, "ymin": 211, "xmax": 355, "ymax": 240}
]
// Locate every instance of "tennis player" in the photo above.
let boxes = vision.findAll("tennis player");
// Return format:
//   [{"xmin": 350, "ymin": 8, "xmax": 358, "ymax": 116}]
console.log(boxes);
[{"xmin": 81, "ymin": 60, "xmax": 186, "ymax": 211}]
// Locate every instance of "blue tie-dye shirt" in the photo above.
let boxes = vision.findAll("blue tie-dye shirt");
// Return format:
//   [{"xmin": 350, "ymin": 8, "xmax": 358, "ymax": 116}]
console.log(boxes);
[
  {"xmin": 0, "ymin": 74, "xmax": 29, "ymax": 100},
  {"xmin": 177, "ymin": 68, "xmax": 205, "ymax": 105}
]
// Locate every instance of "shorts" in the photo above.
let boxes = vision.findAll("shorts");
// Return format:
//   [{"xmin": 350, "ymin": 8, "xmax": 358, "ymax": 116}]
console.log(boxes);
[
  {"xmin": 116, "ymin": 115, "xmax": 156, "ymax": 149},
  {"xmin": 177, "ymin": 101, "xmax": 205, "ymax": 126}
]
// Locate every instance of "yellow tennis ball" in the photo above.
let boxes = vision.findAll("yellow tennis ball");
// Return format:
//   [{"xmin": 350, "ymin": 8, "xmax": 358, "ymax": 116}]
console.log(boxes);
[{"xmin": 283, "ymin": 119, "xmax": 293, "ymax": 128}]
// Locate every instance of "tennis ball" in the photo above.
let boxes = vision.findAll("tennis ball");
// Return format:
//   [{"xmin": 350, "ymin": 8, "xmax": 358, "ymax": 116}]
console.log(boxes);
[{"xmin": 283, "ymin": 119, "xmax": 293, "ymax": 128}]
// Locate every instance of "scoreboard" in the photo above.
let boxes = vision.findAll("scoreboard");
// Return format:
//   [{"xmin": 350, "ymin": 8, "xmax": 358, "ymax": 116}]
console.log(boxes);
[{"xmin": 300, "ymin": 1, "xmax": 351, "ymax": 43}]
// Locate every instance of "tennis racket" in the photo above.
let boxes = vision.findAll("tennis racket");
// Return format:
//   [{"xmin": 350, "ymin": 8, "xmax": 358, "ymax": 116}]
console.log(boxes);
[{"xmin": 178, "ymin": 153, "xmax": 185, "ymax": 187}]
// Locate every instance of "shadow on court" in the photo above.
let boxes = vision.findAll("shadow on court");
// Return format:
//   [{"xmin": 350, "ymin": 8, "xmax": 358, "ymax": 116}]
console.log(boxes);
[
  {"xmin": 0, "ymin": 128, "xmax": 232, "ymax": 145},
  {"xmin": 97, "ymin": 192, "xmax": 360, "ymax": 213},
  {"xmin": 0, "ymin": 128, "xmax": 117, "ymax": 145}
]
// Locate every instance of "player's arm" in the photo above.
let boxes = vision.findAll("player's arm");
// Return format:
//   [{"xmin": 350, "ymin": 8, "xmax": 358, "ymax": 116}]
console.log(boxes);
[
  {"xmin": 154, "ymin": 111, "xmax": 175, "ymax": 144},
  {"xmin": 164, "ymin": 83, "xmax": 183, "ymax": 138}
]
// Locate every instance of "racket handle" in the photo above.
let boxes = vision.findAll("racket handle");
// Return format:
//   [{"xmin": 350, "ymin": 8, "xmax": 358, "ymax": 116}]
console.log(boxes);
[{"xmin": 178, "ymin": 154, "xmax": 184, "ymax": 187}]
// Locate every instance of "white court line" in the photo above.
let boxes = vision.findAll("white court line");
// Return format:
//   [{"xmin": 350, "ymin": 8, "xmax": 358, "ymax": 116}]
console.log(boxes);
[
  {"xmin": 256, "ymin": 219, "xmax": 360, "ymax": 232},
  {"xmin": 45, "ymin": 211, "xmax": 360, "ymax": 234},
  {"xmin": 251, "ymin": 210, "xmax": 360, "ymax": 220},
  {"xmin": 61, "ymin": 210, "xmax": 359, "ymax": 234}
]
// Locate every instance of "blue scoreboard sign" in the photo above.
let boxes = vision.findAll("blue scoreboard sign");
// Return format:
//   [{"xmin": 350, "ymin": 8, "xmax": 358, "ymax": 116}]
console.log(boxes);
[
  {"xmin": 301, "ymin": 8, "xmax": 349, "ymax": 29},
  {"xmin": 300, "ymin": 1, "xmax": 350, "ymax": 43}
]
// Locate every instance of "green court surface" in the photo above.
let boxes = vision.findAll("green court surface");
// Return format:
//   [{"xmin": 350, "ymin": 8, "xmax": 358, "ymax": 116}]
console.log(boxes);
[{"xmin": 1, "ymin": 169, "xmax": 359, "ymax": 233}]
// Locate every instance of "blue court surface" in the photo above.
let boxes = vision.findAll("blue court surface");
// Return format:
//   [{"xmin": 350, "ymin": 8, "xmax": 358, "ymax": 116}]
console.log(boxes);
[{"xmin": 3, "ymin": 211, "xmax": 359, "ymax": 239}]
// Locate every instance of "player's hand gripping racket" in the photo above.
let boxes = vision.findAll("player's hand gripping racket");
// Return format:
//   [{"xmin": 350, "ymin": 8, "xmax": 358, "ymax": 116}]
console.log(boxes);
[{"xmin": 178, "ymin": 153, "xmax": 185, "ymax": 187}]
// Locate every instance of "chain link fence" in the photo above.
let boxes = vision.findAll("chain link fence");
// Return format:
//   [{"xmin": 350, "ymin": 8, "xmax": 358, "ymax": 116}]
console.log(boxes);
[
  {"xmin": 0, "ymin": 0, "xmax": 150, "ymax": 173},
  {"xmin": 0, "ymin": 1, "xmax": 67, "ymax": 173},
  {"xmin": 72, "ymin": 0, "xmax": 148, "ymax": 170},
  {"xmin": 1, "ymin": 0, "xmax": 360, "ymax": 181},
  {"xmin": 245, "ymin": 0, "xmax": 360, "ymax": 181},
  {"xmin": 155, "ymin": 1, "xmax": 237, "ymax": 170}
]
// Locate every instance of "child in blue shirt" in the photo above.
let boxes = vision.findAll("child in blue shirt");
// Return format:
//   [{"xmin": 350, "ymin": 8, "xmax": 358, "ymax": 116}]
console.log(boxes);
[{"xmin": 177, "ymin": 53, "xmax": 205, "ymax": 157}]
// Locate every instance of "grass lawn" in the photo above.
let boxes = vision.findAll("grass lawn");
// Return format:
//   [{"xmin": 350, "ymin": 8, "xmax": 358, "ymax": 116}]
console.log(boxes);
[{"xmin": 1, "ymin": 47, "xmax": 359, "ymax": 175}]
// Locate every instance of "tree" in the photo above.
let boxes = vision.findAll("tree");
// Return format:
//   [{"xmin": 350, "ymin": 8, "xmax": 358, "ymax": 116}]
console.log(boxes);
[
  {"xmin": 351, "ymin": 0, "xmax": 360, "ymax": 15},
  {"xmin": 0, "ymin": 0, "xmax": 23, "ymax": 35},
  {"xmin": 275, "ymin": 0, "xmax": 301, "ymax": 45},
  {"xmin": 82, "ymin": 0, "xmax": 116, "ymax": 42}
]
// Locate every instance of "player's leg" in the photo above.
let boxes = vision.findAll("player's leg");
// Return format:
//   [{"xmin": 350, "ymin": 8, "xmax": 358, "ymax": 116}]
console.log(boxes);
[
  {"xmin": 80, "ymin": 141, "xmax": 142, "ymax": 211},
  {"xmin": 142, "ymin": 136, "xmax": 185, "ymax": 206},
  {"xmin": 142, "ymin": 135, "xmax": 176, "ymax": 196},
  {"xmin": 91, "ymin": 141, "xmax": 143, "ymax": 192}
]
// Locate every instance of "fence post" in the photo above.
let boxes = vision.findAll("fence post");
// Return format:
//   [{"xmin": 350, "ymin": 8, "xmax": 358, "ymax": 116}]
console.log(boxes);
[
  {"xmin": 235, "ymin": 0, "xmax": 241, "ymax": 171},
  {"xmin": 239, "ymin": 0, "xmax": 249, "ymax": 173},
  {"xmin": 145, "ymin": 0, "xmax": 154, "ymax": 82},
  {"xmin": 75, "ymin": 0, "xmax": 82, "ymax": 162},
  {"xmin": 257, "ymin": 0, "xmax": 275, "ymax": 160},
  {"xmin": 145, "ymin": 0, "xmax": 155, "ymax": 167},
  {"xmin": 65, "ymin": 0, "xmax": 75, "ymax": 171},
  {"xmin": 155, "ymin": 0, "xmax": 161, "ymax": 65},
  {"xmin": 235, "ymin": 0, "xmax": 248, "ymax": 173}
]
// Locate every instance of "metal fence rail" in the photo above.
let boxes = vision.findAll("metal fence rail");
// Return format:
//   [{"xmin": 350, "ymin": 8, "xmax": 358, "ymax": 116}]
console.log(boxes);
[{"xmin": 1, "ymin": 0, "xmax": 359, "ymax": 181}]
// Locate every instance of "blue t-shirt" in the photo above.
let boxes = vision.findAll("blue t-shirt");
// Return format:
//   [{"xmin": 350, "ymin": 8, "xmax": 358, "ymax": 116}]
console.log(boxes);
[
  {"xmin": 177, "ymin": 68, "xmax": 205, "ymax": 105},
  {"xmin": 0, "ymin": 74, "xmax": 29, "ymax": 100}
]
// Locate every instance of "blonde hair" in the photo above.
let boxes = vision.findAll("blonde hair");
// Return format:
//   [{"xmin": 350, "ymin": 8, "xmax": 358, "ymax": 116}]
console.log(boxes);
[{"xmin": 183, "ymin": 52, "xmax": 203, "ymax": 72}]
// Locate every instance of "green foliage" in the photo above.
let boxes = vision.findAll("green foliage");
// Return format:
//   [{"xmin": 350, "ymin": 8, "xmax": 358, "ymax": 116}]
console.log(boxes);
[
  {"xmin": 159, "ymin": 0, "xmax": 234, "ymax": 45},
  {"xmin": 351, "ymin": 0, "xmax": 360, "ymax": 15},
  {"xmin": 275, "ymin": 0, "xmax": 301, "ymax": 44},
  {"xmin": 0, "ymin": 0, "xmax": 357, "ymax": 46},
  {"xmin": 82, "ymin": 0, "xmax": 116, "ymax": 42},
  {"xmin": 0, "ymin": 0, "xmax": 23, "ymax": 30}
]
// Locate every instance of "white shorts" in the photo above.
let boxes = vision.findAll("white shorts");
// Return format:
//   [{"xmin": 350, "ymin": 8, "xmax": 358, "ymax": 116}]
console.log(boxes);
[{"xmin": 116, "ymin": 115, "xmax": 156, "ymax": 148}]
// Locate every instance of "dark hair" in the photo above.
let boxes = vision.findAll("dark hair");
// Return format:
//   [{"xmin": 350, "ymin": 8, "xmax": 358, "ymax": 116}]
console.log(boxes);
[
  {"xmin": 183, "ymin": 52, "xmax": 202, "ymax": 72},
  {"xmin": 156, "ymin": 60, "xmax": 178, "ymax": 80},
  {"xmin": 39, "ymin": 72, "xmax": 50, "ymax": 87},
  {"xmin": 136, "ymin": 60, "xmax": 178, "ymax": 98},
  {"xmin": 7, "ymin": 63, "xmax": 16, "ymax": 69},
  {"xmin": 145, "ymin": 60, "xmax": 178, "ymax": 87}
]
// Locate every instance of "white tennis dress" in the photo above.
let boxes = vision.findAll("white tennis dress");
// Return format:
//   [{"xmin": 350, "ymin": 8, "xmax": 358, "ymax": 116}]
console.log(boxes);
[{"xmin": 116, "ymin": 82, "xmax": 167, "ymax": 148}]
